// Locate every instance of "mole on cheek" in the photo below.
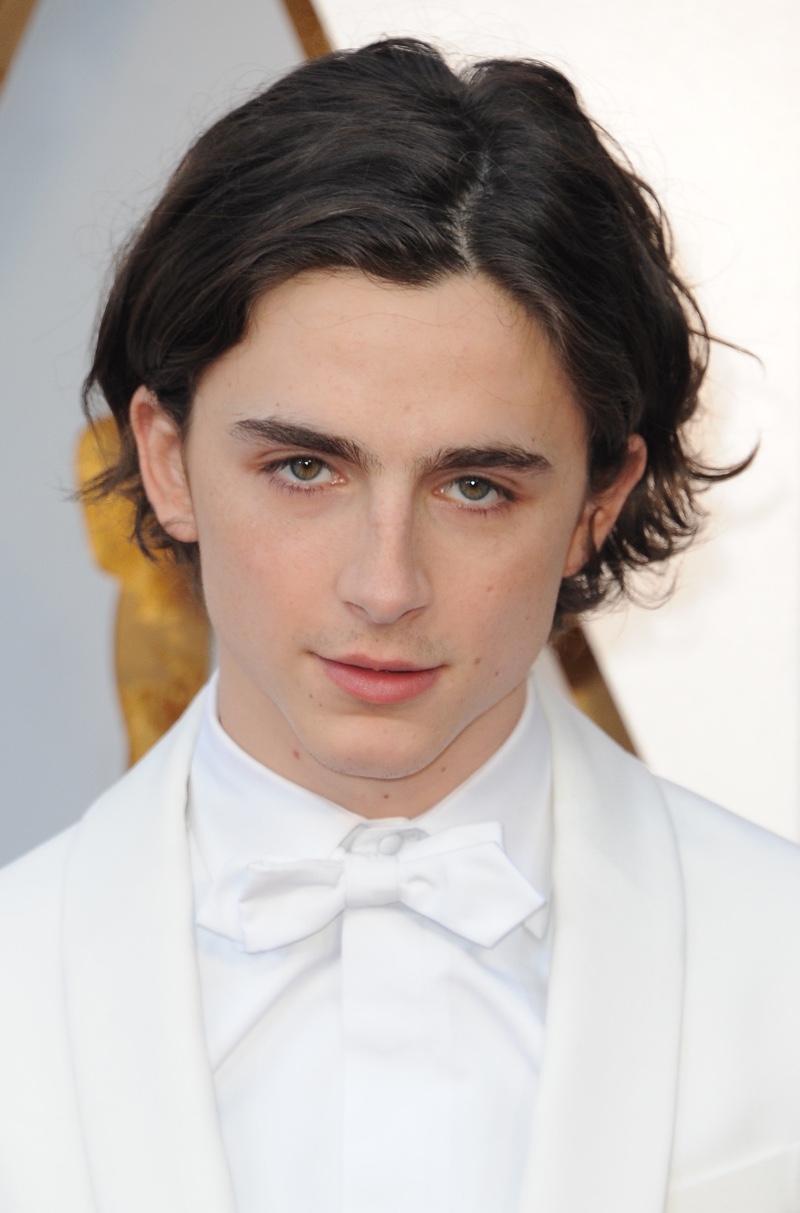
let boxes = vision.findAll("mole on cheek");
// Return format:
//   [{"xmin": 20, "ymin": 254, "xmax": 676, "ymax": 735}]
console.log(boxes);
[{"xmin": 292, "ymin": 749, "xmax": 301, "ymax": 760}]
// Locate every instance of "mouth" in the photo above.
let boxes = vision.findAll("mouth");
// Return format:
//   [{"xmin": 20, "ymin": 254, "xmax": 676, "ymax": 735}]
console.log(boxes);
[{"xmin": 316, "ymin": 654, "xmax": 443, "ymax": 705}]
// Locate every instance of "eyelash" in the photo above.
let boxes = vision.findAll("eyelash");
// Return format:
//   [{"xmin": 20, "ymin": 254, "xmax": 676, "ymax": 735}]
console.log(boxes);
[
  {"xmin": 260, "ymin": 456, "xmax": 516, "ymax": 514},
  {"xmin": 261, "ymin": 456, "xmax": 339, "ymax": 493}
]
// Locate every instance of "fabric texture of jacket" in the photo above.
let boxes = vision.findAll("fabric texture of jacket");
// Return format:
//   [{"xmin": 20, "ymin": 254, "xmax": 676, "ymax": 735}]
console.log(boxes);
[{"xmin": 1, "ymin": 676, "xmax": 799, "ymax": 1213}]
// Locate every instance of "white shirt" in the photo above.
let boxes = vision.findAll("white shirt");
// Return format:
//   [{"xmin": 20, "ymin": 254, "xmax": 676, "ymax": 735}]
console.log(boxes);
[{"xmin": 189, "ymin": 674, "xmax": 553, "ymax": 1213}]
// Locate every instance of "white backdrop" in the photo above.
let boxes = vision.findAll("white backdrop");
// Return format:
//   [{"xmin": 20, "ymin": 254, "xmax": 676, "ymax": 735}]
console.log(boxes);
[
  {"xmin": 315, "ymin": 0, "xmax": 800, "ymax": 839},
  {"xmin": 0, "ymin": 0, "xmax": 302, "ymax": 865}
]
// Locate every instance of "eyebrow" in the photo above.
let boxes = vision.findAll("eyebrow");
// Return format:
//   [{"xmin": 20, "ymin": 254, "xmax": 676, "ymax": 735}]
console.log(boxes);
[
  {"xmin": 230, "ymin": 417, "xmax": 374, "ymax": 469},
  {"xmin": 230, "ymin": 416, "xmax": 552, "ymax": 476},
  {"xmin": 416, "ymin": 446, "xmax": 551, "ymax": 475}
]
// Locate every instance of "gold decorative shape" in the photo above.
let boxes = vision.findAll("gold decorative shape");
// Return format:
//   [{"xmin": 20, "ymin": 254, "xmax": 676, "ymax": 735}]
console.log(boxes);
[
  {"xmin": 77, "ymin": 419, "xmax": 211, "ymax": 766},
  {"xmin": 554, "ymin": 626, "xmax": 637, "ymax": 754},
  {"xmin": 0, "ymin": 0, "xmax": 39, "ymax": 91},
  {"xmin": 281, "ymin": 0, "xmax": 331, "ymax": 58}
]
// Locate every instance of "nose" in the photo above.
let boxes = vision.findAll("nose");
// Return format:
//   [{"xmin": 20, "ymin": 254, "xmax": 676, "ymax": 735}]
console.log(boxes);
[{"xmin": 336, "ymin": 490, "xmax": 432, "ymax": 625}]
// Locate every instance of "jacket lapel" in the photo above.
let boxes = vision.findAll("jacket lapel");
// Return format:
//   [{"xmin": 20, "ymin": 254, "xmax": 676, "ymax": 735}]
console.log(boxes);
[
  {"xmin": 61, "ymin": 674, "xmax": 684, "ymax": 1211},
  {"xmin": 63, "ymin": 692, "xmax": 237, "ymax": 1213},
  {"xmin": 519, "ymin": 676, "xmax": 686, "ymax": 1213}
]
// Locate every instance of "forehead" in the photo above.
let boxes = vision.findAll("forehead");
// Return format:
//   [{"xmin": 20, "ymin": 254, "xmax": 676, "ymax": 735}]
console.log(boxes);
[{"xmin": 193, "ymin": 270, "xmax": 586, "ymax": 463}]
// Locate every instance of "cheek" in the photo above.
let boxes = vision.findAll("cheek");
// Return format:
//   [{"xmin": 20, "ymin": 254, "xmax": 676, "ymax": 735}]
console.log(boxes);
[
  {"xmin": 453, "ymin": 541, "xmax": 563, "ymax": 659},
  {"xmin": 193, "ymin": 490, "xmax": 343, "ymax": 635}
]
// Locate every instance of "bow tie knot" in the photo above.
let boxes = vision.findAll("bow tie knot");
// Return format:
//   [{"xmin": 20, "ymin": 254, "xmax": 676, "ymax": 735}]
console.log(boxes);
[
  {"xmin": 197, "ymin": 821, "xmax": 546, "ymax": 952},
  {"xmin": 344, "ymin": 850, "xmax": 405, "ymax": 909}
]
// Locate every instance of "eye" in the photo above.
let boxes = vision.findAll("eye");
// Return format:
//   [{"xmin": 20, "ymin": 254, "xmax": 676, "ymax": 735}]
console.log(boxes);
[
  {"xmin": 275, "ymin": 456, "xmax": 333, "ymax": 485},
  {"xmin": 441, "ymin": 476, "xmax": 503, "ymax": 507}
]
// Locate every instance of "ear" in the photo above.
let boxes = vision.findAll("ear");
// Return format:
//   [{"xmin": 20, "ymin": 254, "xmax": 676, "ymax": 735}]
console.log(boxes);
[
  {"xmin": 129, "ymin": 386, "xmax": 198, "ymax": 543},
  {"xmin": 563, "ymin": 435, "xmax": 647, "ymax": 577}
]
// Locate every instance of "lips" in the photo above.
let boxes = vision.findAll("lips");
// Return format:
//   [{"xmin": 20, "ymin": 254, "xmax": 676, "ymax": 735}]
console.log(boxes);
[{"xmin": 317, "ymin": 655, "xmax": 442, "ymax": 705}]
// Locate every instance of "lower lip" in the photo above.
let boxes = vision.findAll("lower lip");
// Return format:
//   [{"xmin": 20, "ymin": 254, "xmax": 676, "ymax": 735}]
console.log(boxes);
[{"xmin": 318, "ymin": 658, "xmax": 441, "ymax": 705}]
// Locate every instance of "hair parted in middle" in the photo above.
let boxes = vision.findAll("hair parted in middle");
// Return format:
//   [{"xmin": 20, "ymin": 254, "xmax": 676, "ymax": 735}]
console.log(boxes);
[{"xmin": 83, "ymin": 36, "xmax": 746, "ymax": 625}]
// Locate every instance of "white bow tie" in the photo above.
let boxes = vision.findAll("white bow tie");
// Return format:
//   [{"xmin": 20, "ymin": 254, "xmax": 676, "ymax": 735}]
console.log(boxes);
[{"xmin": 197, "ymin": 821, "xmax": 546, "ymax": 951}]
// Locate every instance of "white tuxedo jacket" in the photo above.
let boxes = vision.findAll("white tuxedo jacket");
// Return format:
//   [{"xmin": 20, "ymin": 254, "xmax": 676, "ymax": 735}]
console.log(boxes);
[{"xmin": 2, "ymin": 678, "xmax": 800, "ymax": 1213}]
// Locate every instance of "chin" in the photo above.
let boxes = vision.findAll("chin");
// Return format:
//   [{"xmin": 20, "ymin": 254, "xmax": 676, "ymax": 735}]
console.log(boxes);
[{"xmin": 302, "ymin": 718, "xmax": 450, "ymax": 783}]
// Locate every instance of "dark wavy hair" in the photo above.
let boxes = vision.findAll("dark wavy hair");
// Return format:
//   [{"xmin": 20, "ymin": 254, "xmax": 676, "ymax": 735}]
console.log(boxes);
[{"xmin": 83, "ymin": 36, "xmax": 747, "ymax": 624}]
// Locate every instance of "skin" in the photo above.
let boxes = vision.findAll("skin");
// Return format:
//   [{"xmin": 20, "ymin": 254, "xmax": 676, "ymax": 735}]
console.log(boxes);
[{"xmin": 131, "ymin": 270, "xmax": 645, "ymax": 818}]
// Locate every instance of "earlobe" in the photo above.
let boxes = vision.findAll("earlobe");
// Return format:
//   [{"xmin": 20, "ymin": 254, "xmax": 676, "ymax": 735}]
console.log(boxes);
[
  {"xmin": 129, "ymin": 386, "xmax": 198, "ymax": 543},
  {"xmin": 563, "ymin": 435, "xmax": 647, "ymax": 577}
]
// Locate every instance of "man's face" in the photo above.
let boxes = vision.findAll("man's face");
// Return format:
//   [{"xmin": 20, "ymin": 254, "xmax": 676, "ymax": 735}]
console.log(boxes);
[{"xmin": 134, "ymin": 270, "xmax": 642, "ymax": 814}]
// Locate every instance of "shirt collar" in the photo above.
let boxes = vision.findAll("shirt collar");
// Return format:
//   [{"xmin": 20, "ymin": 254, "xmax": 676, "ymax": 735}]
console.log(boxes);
[{"xmin": 189, "ymin": 670, "xmax": 552, "ymax": 929}]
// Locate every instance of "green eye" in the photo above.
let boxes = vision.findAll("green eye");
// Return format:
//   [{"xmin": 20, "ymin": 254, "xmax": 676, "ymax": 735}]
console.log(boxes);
[
  {"xmin": 457, "ymin": 476, "xmax": 493, "ymax": 501},
  {"xmin": 289, "ymin": 457, "xmax": 325, "ymax": 481}
]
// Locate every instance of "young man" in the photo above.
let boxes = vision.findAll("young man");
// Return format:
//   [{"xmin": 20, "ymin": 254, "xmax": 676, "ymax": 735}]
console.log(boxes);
[{"xmin": 2, "ymin": 37, "xmax": 799, "ymax": 1213}]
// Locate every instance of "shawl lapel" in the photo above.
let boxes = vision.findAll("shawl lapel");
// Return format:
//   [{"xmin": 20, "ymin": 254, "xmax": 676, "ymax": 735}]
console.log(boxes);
[
  {"xmin": 61, "ymin": 674, "xmax": 685, "ymax": 1212},
  {"xmin": 519, "ymin": 676, "xmax": 686, "ymax": 1213},
  {"xmin": 62, "ymin": 692, "xmax": 237, "ymax": 1213}
]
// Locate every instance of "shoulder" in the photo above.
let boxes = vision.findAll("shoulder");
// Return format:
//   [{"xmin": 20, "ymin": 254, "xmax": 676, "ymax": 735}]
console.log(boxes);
[
  {"xmin": 661, "ymin": 772, "xmax": 798, "ymax": 852},
  {"xmin": 542, "ymin": 671, "xmax": 800, "ymax": 886},
  {"xmin": 578, "ymin": 709, "xmax": 800, "ymax": 1182},
  {"xmin": 651, "ymin": 780, "xmax": 800, "ymax": 1182},
  {"xmin": 0, "ymin": 826, "xmax": 77, "ymax": 939},
  {"xmin": 575, "ymin": 704, "xmax": 800, "ymax": 957},
  {"xmin": 0, "ymin": 829, "xmax": 77, "ymax": 1013},
  {"xmin": 550, "ymin": 676, "xmax": 800, "ymax": 946},
  {"xmin": 657, "ymin": 776, "xmax": 800, "ymax": 1031},
  {"xmin": 0, "ymin": 831, "xmax": 78, "ymax": 1063},
  {"xmin": 658, "ymin": 775, "xmax": 800, "ymax": 915},
  {"xmin": 0, "ymin": 685, "xmax": 206, "ymax": 946},
  {"xmin": 0, "ymin": 685, "xmax": 207, "ymax": 879}
]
